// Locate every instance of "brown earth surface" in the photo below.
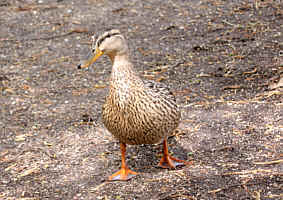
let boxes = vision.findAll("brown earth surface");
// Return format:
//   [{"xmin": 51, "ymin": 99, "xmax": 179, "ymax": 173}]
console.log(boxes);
[{"xmin": 0, "ymin": 0, "xmax": 282, "ymax": 199}]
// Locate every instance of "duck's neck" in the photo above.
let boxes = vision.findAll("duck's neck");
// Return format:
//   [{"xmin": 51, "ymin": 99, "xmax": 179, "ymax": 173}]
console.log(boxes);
[
  {"xmin": 108, "ymin": 52, "xmax": 129, "ymax": 64},
  {"xmin": 107, "ymin": 52, "xmax": 142, "ymax": 107},
  {"xmin": 108, "ymin": 52, "xmax": 137, "ymax": 80}
]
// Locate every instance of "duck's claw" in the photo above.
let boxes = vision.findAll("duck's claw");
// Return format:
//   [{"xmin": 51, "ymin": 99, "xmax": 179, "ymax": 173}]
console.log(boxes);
[
  {"xmin": 108, "ymin": 167, "xmax": 137, "ymax": 181},
  {"xmin": 158, "ymin": 154, "xmax": 192, "ymax": 168}
]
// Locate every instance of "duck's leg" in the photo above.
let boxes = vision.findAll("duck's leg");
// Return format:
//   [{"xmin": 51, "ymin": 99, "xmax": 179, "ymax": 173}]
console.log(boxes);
[
  {"xmin": 158, "ymin": 139, "xmax": 192, "ymax": 168},
  {"xmin": 108, "ymin": 143, "xmax": 137, "ymax": 181}
]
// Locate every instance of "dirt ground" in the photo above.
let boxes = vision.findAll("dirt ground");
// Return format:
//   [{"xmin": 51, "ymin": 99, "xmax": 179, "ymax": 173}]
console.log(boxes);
[{"xmin": 0, "ymin": 0, "xmax": 282, "ymax": 199}]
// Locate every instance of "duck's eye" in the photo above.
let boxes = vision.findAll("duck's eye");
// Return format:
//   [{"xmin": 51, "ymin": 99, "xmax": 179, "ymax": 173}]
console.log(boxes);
[{"xmin": 92, "ymin": 48, "xmax": 95, "ymax": 53}]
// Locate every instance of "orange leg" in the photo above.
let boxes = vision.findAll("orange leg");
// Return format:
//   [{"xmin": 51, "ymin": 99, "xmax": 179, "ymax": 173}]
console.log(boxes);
[
  {"xmin": 108, "ymin": 143, "xmax": 137, "ymax": 181},
  {"xmin": 158, "ymin": 139, "xmax": 192, "ymax": 168}
]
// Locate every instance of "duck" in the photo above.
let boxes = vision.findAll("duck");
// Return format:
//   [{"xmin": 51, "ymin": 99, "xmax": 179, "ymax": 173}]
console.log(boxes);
[{"xmin": 78, "ymin": 29, "xmax": 191, "ymax": 181}]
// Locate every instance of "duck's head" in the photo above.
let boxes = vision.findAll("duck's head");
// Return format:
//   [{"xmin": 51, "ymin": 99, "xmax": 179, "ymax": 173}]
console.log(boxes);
[{"xmin": 78, "ymin": 29, "xmax": 128, "ymax": 69}]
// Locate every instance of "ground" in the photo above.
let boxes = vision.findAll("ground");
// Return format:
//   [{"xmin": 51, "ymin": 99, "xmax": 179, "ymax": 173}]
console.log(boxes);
[{"xmin": 0, "ymin": 0, "xmax": 282, "ymax": 199}]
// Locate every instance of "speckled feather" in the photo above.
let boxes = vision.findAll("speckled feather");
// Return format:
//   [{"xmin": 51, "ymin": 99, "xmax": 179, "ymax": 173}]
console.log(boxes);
[{"xmin": 95, "ymin": 30, "xmax": 181, "ymax": 145}]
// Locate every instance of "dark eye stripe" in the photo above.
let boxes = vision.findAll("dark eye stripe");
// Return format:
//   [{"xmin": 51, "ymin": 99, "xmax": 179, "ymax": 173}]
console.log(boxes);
[{"xmin": 97, "ymin": 32, "xmax": 120, "ymax": 47}]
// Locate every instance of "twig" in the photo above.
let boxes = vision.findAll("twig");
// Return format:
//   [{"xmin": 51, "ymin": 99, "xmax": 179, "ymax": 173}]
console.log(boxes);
[
  {"xmin": 254, "ymin": 159, "xmax": 283, "ymax": 165},
  {"xmin": 90, "ymin": 182, "xmax": 107, "ymax": 192},
  {"xmin": 17, "ymin": 167, "xmax": 39, "ymax": 178},
  {"xmin": 1, "ymin": 28, "xmax": 89, "ymax": 42},
  {"xmin": 265, "ymin": 194, "xmax": 283, "ymax": 199},
  {"xmin": 222, "ymin": 20, "xmax": 237, "ymax": 27},
  {"xmin": 223, "ymin": 169, "xmax": 273, "ymax": 175},
  {"xmin": 253, "ymin": 190, "xmax": 261, "ymax": 200},
  {"xmin": 208, "ymin": 182, "xmax": 261, "ymax": 194}
]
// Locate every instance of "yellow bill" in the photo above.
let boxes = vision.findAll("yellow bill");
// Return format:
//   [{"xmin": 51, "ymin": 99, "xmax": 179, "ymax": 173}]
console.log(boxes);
[{"xmin": 78, "ymin": 48, "xmax": 104, "ymax": 69}]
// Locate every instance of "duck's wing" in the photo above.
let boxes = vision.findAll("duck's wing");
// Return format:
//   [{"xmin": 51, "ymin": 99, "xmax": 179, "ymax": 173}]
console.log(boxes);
[{"xmin": 143, "ymin": 79, "xmax": 177, "ymax": 103}]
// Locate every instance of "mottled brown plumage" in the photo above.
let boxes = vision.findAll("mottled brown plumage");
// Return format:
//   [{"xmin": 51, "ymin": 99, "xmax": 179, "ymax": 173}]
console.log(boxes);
[{"xmin": 79, "ymin": 29, "xmax": 190, "ymax": 180}]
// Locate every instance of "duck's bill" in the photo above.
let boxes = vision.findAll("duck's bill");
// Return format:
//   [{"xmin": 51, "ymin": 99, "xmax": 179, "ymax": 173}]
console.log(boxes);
[{"xmin": 78, "ymin": 48, "xmax": 104, "ymax": 69}]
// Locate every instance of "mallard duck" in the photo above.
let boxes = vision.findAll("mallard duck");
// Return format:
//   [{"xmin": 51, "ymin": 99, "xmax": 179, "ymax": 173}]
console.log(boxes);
[{"xmin": 78, "ymin": 29, "xmax": 191, "ymax": 181}]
